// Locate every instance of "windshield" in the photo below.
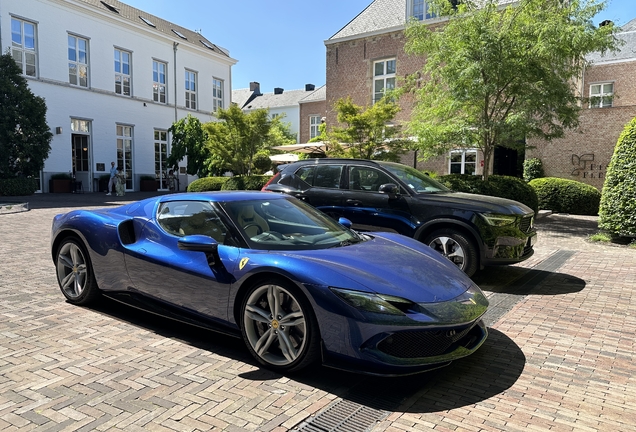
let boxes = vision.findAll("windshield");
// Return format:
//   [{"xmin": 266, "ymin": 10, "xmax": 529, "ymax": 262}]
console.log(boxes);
[
  {"xmin": 221, "ymin": 198, "xmax": 364, "ymax": 251},
  {"xmin": 380, "ymin": 162, "xmax": 450, "ymax": 193}
]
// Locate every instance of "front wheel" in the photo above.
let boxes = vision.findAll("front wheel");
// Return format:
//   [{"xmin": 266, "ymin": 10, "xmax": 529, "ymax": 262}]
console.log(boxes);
[
  {"xmin": 241, "ymin": 279, "xmax": 320, "ymax": 372},
  {"xmin": 424, "ymin": 229, "xmax": 478, "ymax": 277},
  {"xmin": 55, "ymin": 237, "xmax": 100, "ymax": 305}
]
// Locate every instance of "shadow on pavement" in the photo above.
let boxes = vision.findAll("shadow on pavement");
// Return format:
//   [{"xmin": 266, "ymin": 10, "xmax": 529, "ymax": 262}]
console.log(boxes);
[
  {"xmin": 83, "ymin": 296, "xmax": 525, "ymax": 414},
  {"xmin": 535, "ymin": 213, "xmax": 599, "ymax": 236},
  {"xmin": 476, "ymin": 267, "xmax": 586, "ymax": 296},
  {"xmin": 3, "ymin": 191, "xmax": 173, "ymax": 210}
]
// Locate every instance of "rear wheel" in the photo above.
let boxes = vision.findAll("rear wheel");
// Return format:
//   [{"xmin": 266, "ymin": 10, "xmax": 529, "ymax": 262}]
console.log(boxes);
[
  {"xmin": 55, "ymin": 238, "xmax": 100, "ymax": 305},
  {"xmin": 424, "ymin": 229, "xmax": 478, "ymax": 277},
  {"xmin": 240, "ymin": 279, "xmax": 320, "ymax": 372}
]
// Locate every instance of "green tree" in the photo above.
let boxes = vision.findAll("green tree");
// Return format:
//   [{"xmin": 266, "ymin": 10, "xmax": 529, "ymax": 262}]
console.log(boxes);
[
  {"xmin": 404, "ymin": 0, "xmax": 619, "ymax": 180},
  {"xmin": 598, "ymin": 117, "xmax": 636, "ymax": 237},
  {"xmin": 0, "ymin": 53, "xmax": 52, "ymax": 178},
  {"xmin": 329, "ymin": 97, "xmax": 408, "ymax": 161},
  {"xmin": 166, "ymin": 114, "xmax": 209, "ymax": 177},
  {"xmin": 205, "ymin": 105, "xmax": 292, "ymax": 176}
]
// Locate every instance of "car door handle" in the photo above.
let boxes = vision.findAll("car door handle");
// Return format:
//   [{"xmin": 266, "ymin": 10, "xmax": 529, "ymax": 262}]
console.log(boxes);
[{"xmin": 346, "ymin": 199, "xmax": 362, "ymax": 205}]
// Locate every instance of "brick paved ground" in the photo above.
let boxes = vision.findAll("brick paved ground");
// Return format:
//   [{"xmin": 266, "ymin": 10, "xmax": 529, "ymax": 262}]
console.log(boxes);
[{"xmin": 1, "ymin": 192, "xmax": 635, "ymax": 431}]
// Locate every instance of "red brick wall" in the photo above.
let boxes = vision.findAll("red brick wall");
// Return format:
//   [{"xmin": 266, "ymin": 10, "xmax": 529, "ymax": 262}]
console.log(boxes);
[
  {"xmin": 528, "ymin": 60, "xmax": 636, "ymax": 190},
  {"xmin": 299, "ymin": 100, "xmax": 327, "ymax": 144},
  {"xmin": 326, "ymin": 29, "xmax": 635, "ymax": 186}
]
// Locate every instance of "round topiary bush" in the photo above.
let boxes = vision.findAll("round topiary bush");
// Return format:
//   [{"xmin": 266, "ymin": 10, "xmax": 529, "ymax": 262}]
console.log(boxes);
[
  {"xmin": 187, "ymin": 176, "xmax": 228, "ymax": 192},
  {"xmin": 528, "ymin": 177, "xmax": 601, "ymax": 215},
  {"xmin": 221, "ymin": 175, "xmax": 271, "ymax": 191},
  {"xmin": 523, "ymin": 158, "xmax": 544, "ymax": 182},
  {"xmin": 437, "ymin": 174, "xmax": 539, "ymax": 214},
  {"xmin": 599, "ymin": 117, "xmax": 636, "ymax": 237}
]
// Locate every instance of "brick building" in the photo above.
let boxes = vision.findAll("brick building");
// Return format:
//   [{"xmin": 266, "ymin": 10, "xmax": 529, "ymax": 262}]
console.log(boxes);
[
  {"xmin": 526, "ymin": 18, "xmax": 636, "ymax": 190},
  {"xmin": 325, "ymin": 0, "xmax": 636, "ymax": 188}
]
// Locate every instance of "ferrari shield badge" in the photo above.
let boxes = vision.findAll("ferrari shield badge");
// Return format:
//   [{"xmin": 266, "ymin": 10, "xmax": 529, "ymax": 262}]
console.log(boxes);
[{"xmin": 239, "ymin": 257, "xmax": 249, "ymax": 270}]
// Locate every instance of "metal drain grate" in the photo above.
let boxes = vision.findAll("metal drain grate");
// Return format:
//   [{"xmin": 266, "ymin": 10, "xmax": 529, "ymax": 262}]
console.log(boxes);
[
  {"xmin": 297, "ymin": 399, "xmax": 387, "ymax": 432},
  {"xmin": 483, "ymin": 249, "xmax": 575, "ymax": 326}
]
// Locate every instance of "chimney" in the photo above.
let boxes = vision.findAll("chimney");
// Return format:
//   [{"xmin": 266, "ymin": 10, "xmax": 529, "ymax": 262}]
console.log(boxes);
[
  {"xmin": 305, "ymin": 84, "xmax": 315, "ymax": 91},
  {"xmin": 274, "ymin": 87, "xmax": 284, "ymax": 95},
  {"xmin": 249, "ymin": 81, "xmax": 261, "ymax": 94}
]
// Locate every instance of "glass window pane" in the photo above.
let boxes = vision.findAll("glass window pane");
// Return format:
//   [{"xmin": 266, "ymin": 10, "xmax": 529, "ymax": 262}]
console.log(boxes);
[
  {"xmin": 69, "ymin": 64, "xmax": 77, "ymax": 85},
  {"xmin": 590, "ymin": 84, "xmax": 600, "ymax": 95},
  {"xmin": 603, "ymin": 83, "xmax": 613, "ymax": 93},
  {"xmin": 386, "ymin": 60, "xmax": 396, "ymax": 74},
  {"xmin": 450, "ymin": 153, "xmax": 462, "ymax": 163},
  {"xmin": 375, "ymin": 79, "xmax": 384, "ymax": 92},
  {"xmin": 12, "ymin": 49, "xmax": 22, "ymax": 66},
  {"xmin": 386, "ymin": 77, "xmax": 395, "ymax": 89},
  {"xmin": 11, "ymin": 19, "xmax": 21, "ymax": 45},
  {"xmin": 374, "ymin": 62, "xmax": 384, "ymax": 76},
  {"xmin": 24, "ymin": 23, "xmax": 35, "ymax": 49},
  {"xmin": 465, "ymin": 152, "xmax": 476, "ymax": 162}
]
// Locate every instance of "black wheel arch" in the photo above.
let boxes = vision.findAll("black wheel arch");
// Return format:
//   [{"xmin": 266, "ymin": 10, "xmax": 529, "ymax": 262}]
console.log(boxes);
[{"xmin": 415, "ymin": 219, "xmax": 484, "ymax": 264}]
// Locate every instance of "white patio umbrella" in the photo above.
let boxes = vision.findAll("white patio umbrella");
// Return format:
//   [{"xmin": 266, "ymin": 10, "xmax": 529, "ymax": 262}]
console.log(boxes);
[{"xmin": 269, "ymin": 153, "xmax": 299, "ymax": 162}]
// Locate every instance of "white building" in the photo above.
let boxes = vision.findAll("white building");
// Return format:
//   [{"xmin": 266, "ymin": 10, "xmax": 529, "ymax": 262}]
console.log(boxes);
[
  {"xmin": 233, "ymin": 82, "xmax": 320, "ymax": 143},
  {"xmin": 1, "ymin": 0, "xmax": 236, "ymax": 192}
]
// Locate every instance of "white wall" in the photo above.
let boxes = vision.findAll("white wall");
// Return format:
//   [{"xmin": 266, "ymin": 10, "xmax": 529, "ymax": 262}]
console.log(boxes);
[{"xmin": 1, "ymin": 0, "xmax": 236, "ymax": 191}]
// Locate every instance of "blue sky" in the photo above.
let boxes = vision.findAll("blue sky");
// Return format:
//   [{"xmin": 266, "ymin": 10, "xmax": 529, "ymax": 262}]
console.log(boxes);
[{"xmin": 123, "ymin": 0, "xmax": 634, "ymax": 94}]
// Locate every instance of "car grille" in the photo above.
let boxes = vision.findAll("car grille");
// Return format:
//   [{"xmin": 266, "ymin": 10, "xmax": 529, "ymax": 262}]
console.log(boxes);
[
  {"xmin": 519, "ymin": 215, "xmax": 533, "ymax": 233},
  {"xmin": 376, "ymin": 323, "xmax": 477, "ymax": 359}
]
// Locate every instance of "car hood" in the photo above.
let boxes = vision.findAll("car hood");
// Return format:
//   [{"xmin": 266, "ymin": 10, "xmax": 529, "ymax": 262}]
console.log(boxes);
[
  {"xmin": 279, "ymin": 234, "xmax": 475, "ymax": 303},
  {"xmin": 415, "ymin": 191, "xmax": 533, "ymax": 215}
]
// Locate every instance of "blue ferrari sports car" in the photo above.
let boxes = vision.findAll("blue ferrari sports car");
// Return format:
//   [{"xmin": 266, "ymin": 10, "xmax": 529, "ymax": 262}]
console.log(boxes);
[{"xmin": 52, "ymin": 192, "xmax": 489, "ymax": 375}]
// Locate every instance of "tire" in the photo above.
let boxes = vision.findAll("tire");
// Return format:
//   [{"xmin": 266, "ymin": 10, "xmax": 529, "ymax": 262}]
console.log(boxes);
[
  {"xmin": 240, "ymin": 279, "xmax": 320, "ymax": 372},
  {"xmin": 424, "ymin": 229, "xmax": 478, "ymax": 277},
  {"xmin": 55, "ymin": 237, "xmax": 100, "ymax": 305}
]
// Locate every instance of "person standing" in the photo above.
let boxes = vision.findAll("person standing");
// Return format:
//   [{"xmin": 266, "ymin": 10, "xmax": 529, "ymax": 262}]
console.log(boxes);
[
  {"xmin": 106, "ymin": 161, "xmax": 117, "ymax": 195},
  {"xmin": 115, "ymin": 168, "xmax": 126, "ymax": 196}
]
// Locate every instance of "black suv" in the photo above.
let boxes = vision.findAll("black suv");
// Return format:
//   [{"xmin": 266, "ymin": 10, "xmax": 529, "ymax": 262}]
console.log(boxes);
[{"xmin": 263, "ymin": 159, "xmax": 536, "ymax": 276}]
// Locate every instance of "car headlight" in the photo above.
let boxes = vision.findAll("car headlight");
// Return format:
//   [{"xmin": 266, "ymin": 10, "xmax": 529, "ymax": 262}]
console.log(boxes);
[
  {"xmin": 330, "ymin": 288, "xmax": 413, "ymax": 315},
  {"xmin": 480, "ymin": 213, "xmax": 517, "ymax": 227}
]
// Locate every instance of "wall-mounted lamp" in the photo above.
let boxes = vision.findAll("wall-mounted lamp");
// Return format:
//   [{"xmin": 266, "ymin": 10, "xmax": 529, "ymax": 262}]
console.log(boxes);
[
  {"xmin": 55, "ymin": 127, "xmax": 63, "ymax": 134},
  {"xmin": 143, "ymin": 102, "xmax": 147, "ymax": 107}
]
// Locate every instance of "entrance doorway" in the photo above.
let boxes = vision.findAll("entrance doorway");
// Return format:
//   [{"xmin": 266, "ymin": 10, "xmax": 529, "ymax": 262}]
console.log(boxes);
[
  {"xmin": 154, "ymin": 130, "xmax": 168, "ymax": 190},
  {"xmin": 116, "ymin": 125, "xmax": 134, "ymax": 190},
  {"xmin": 71, "ymin": 119, "xmax": 91, "ymax": 191}
]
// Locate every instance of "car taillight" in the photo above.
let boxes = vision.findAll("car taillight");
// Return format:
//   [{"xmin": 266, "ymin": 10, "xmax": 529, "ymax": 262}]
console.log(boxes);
[{"xmin": 261, "ymin": 172, "xmax": 281, "ymax": 191}]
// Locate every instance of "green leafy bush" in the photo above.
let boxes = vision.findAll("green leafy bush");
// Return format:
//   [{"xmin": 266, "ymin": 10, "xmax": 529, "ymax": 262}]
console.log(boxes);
[
  {"xmin": 523, "ymin": 158, "xmax": 544, "ymax": 182},
  {"xmin": 221, "ymin": 175, "xmax": 271, "ymax": 191},
  {"xmin": 438, "ymin": 174, "xmax": 539, "ymax": 214},
  {"xmin": 0, "ymin": 177, "xmax": 38, "ymax": 196},
  {"xmin": 187, "ymin": 177, "xmax": 228, "ymax": 192},
  {"xmin": 529, "ymin": 177, "xmax": 601, "ymax": 215},
  {"xmin": 599, "ymin": 117, "xmax": 636, "ymax": 236}
]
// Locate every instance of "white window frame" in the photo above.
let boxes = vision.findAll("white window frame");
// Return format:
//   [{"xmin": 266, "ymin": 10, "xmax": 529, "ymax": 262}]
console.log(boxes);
[
  {"xmin": 11, "ymin": 17, "xmax": 37, "ymax": 77},
  {"xmin": 373, "ymin": 58, "xmax": 396, "ymax": 104},
  {"xmin": 114, "ymin": 48, "xmax": 131, "ymax": 96},
  {"xmin": 449, "ymin": 149, "xmax": 478, "ymax": 175},
  {"xmin": 212, "ymin": 78, "xmax": 224, "ymax": 112},
  {"xmin": 68, "ymin": 34, "xmax": 89, "ymax": 87},
  {"xmin": 589, "ymin": 83, "xmax": 613, "ymax": 108},
  {"xmin": 185, "ymin": 70, "xmax": 197, "ymax": 110},
  {"xmin": 310, "ymin": 115, "xmax": 321, "ymax": 139},
  {"xmin": 152, "ymin": 60, "xmax": 167, "ymax": 103}
]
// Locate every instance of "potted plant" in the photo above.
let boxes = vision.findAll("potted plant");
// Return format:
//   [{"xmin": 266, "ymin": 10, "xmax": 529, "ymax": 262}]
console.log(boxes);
[
  {"xmin": 140, "ymin": 175, "xmax": 159, "ymax": 191},
  {"xmin": 49, "ymin": 173, "xmax": 72, "ymax": 193},
  {"xmin": 98, "ymin": 174, "xmax": 111, "ymax": 192}
]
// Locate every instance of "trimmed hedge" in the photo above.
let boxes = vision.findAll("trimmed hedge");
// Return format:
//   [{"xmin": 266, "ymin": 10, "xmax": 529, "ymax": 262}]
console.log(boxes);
[
  {"xmin": 529, "ymin": 177, "xmax": 601, "ymax": 216},
  {"xmin": 437, "ymin": 174, "xmax": 539, "ymax": 214},
  {"xmin": 0, "ymin": 177, "xmax": 38, "ymax": 196},
  {"xmin": 187, "ymin": 177, "xmax": 228, "ymax": 192},
  {"xmin": 599, "ymin": 117, "xmax": 636, "ymax": 236},
  {"xmin": 523, "ymin": 158, "xmax": 544, "ymax": 182},
  {"xmin": 221, "ymin": 175, "xmax": 271, "ymax": 191},
  {"xmin": 187, "ymin": 175, "xmax": 272, "ymax": 192}
]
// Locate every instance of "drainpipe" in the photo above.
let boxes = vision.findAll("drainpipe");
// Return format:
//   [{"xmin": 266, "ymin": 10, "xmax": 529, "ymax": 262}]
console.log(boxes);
[{"xmin": 173, "ymin": 42, "xmax": 179, "ymax": 123}]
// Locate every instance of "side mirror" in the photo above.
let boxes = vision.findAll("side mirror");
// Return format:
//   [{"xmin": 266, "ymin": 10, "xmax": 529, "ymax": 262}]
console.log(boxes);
[
  {"xmin": 338, "ymin": 217, "xmax": 352, "ymax": 229},
  {"xmin": 378, "ymin": 183, "xmax": 400, "ymax": 199},
  {"xmin": 178, "ymin": 235, "xmax": 220, "ymax": 267}
]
